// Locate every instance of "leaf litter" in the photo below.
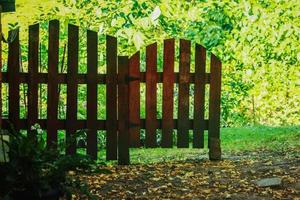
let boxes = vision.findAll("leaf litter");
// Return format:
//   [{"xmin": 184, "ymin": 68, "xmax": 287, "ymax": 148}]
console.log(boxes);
[{"xmin": 69, "ymin": 149, "xmax": 300, "ymax": 199}]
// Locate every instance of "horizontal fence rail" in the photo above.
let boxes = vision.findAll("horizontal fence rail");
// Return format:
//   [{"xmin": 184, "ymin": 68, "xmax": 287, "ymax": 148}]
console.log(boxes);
[
  {"xmin": 1, "ymin": 72, "xmax": 211, "ymax": 83},
  {"xmin": 1, "ymin": 20, "xmax": 222, "ymax": 164}
]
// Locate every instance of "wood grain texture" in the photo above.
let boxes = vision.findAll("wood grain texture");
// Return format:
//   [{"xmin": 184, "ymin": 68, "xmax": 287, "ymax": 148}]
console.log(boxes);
[
  {"xmin": 27, "ymin": 24, "xmax": 39, "ymax": 138},
  {"xmin": 1, "ymin": 72, "xmax": 210, "ymax": 84},
  {"xmin": 7, "ymin": 29, "xmax": 20, "ymax": 131},
  {"xmin": 129, "ymin": 52, "xmax": 141, "ymax": 147},
  {"xmin": 118, "ymin": 56, "xmax": 130, "ymax": 165},
  {"xmin": 66, "ymin": 24, "xmax": 79, "ymax": 154},
  {"xmin": 145, "ymin": 43, "xmax": 157, "ymax": 148},
  {"xmin": 193, "ymin": 44, "xmax": 206, "ymax": 148},
  {"xmin": 47, "ymin": 20, "xmax": 60, "ymax": 148},
  {"xmin": 106, "ymin": 35, "xmax": 118, "ymax": 160},
  {"xmin": 162, "ymin": 39, "xmax": 175, "ymax": 148},
  {"xmin": 2, "ymin": 119, "xmax": 209, "ymax": 130},
  {"xmin": 208, "ymin": 54, "xmax": 222, "ymax": 142},
  {"xmin": 86, "ymin": 30, "xmax": 98, "ymax": 159},
  {"xmin": 177, "ymin": 39, "xmax": 191, "ymax": 148}
]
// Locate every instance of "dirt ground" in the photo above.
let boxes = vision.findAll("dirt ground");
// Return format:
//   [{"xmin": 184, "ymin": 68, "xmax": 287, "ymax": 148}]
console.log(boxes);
[{"xmin": 70, "ymin": 149, "xmax": 300, "ymax": 199}]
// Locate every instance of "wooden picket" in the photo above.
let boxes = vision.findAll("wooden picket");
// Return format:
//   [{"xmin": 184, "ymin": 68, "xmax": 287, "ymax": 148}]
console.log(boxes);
[
  {"xmin": 66, "ymin": 24, "xmax": 78, "ymax": 154},
  {"xmin": 208, "ymin": 54, "xmax": 222, "ymax": 144},
  {"xmin": 106, "ymin": 35, "xmax": 118, "ymax": 160},
  {"xmin": 7, "ymin": 29, "xmax": 20, "ymax": 132},
  {"xmin": 1, "ymin": 21, "xmax": 222, "ymax": 164},
  {"xmin": 86, "ymin": 30, "xmax": 98, "ymax": 159},
  {"xmin": 129, "ymin": 52, "xmax": 141, "ymax": 147},
  {"xmin": 145, "ymin": 43, "xmax": 157, "ymax": 148},
  {"xmin": 47, "ymin": 20, "xmax": 59, "ymax": 147},
  {"xmin": 118, "ymin": 56, "xmax": 130, "ymax": 165},
  {"xmin": 27, "ymin": 24, "xmax": 39, "ymax": 138},
  {"xmin": 161, "ymin": 39, "xmax": 175, "ymax": 148},
  {"xmin": 193, "ymin": 44, "xmax": 206, "ymax": 148},
  {"xmin": 178, "ymin": 39, "xmax": 191, "ymax": 148}
]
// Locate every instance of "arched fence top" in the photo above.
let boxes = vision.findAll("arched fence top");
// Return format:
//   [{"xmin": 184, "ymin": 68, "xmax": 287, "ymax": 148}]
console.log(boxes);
[{"xmin": 1, "ymin": 20, "xmax": 222, "ymax": 164}]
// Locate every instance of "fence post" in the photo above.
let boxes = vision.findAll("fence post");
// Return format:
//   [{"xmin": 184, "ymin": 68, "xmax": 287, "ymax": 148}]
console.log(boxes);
[
  {"xmin": 129, "ymin": 52, "xmax": 141, "ymax": 147},
  {"xmin": 7, "ymin": 28, "xmax": 20, "ymax": 132},
  {"xmin": 193, "ymin": 44, "xmax": 206, "ymax": 148},
  {"xmin": 66, "ymin": 24, "xmax": 79, "ymax": 155},
  {"xmin": 47, "ymin": 20, "xmax": 60, "ymax": 148},
  {"xmin": 178, "ymin": 39, "xmax": 191, "ymax": 148},
  {"xmin": 161, "ymin": 39, "xmax": 175, "ymax": 148},
  {"xmin": 86, "ymin": 30, "xmax": 98, "ymax": 160},
  {"xmin": 145, "ymin": 43, "xmax": 157, "ymax": 148},
  {"xmin": 106, "ymin": 35, "xmax": 118, "ymax": 160},
  {"xmin": 27, "ymin": 24, "xmax": 39, "ymax": 139},
  {"xmin": 118, "ymin": 56, "xmax": 130, "ymax": 165},
  {"xmin": 208, "ymin": 53, "xmax": 222, "ymax": 160}
]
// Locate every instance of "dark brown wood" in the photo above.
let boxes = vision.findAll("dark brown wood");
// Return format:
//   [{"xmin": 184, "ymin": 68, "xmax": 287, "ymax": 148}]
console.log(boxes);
[
  {"xmin": 86, "ymin": 30, "xmax": 98, "ymax": 160},
  {"xmin": 209, "ymin": 137, "xmax": 221, "ymax": 160},
  {"xmin": 193, "ymin": 44, "xmax": 206, "ymax": 148},
  {"xmin": 1, "ymin": 73, "xmax": 103, "ymax": 84},
  {"xmin": 177, "ymin": 39, "xmax": 191, "ymax": 148},
  {"xmin": 129, "ymin": 52, "xmax": 141, "ymax": 147},
  {"xmin": 7, "ymin": 29, "xmax": 20, "ymax": 131},
  {"xmin": 162, "ymin": 39, "xmax": 175, "ymax": 148},
  {"xmin": 208, "ymin": 53, "xmax": 222, "ymax": 156},
  {"xmin": 145, "ymin": 43, "xmax": 157, "ymax": 148},
  {"xmin": 66, "ymin": 24, "xmax": 79, "ymax": 155},
  {"xmin": 47, "ymin": 20, "xmax": 59, "ymax": 148},
  {"xmin": 4, "ymin": 25, "xmax": 224, "ymax": 163},
  {"xmin": 2, "ymin": 119, "xmax": 209, "ymax": 131},
  {"xmin": 1, "ymin": 72, "xmax": 210, "ymax": 84},
  {"xmin": 106, "ymin": 35, "xmax": 118, "ymax": 160},
  {"xmin": 118, "ymin": 56, "xmax": 130, "ymax": 165},
  {"xmin": 140, "ymin": 72, "xmax": 210, "ymax": 83},
  {"xmin": 27, "ymin": 24, "xmax": 39, "ymax": 138}
]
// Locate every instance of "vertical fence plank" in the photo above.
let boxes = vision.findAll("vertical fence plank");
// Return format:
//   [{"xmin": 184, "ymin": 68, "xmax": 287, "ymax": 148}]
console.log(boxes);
[
  {"xmin": 145, "ymin": 43, "xmax": 157, "ymax": 148},
  {"xmin": 162, "ymin": 39, "xmax": 175, "ymax": 148},
  {"xmin": 208, "ymin": 54, "xmax": 222, "ymax": 160},
  {"xmin": 47, "ymin": 20, "xmax": 59, "ymax": 147},
  {"xmin": 7, "ymin": 29, "xmax": 20, "ymax": 131},
  {"xmin": 66, "ymin": 24, "xmax": 79, "ymax": 154},
  {"xmin": 129, "ymin": 52, "xmax": 140, "ymax": 147},
  {"xmin": 193, "ymin": 44, "xmax": 206, "ymax": 148},
  {"xmin": 106, "ymin": 35, "xmax": 118, "ymax": 160},
  {"xmin": 87, "ymin": 30, "xmax": 98, "ymax": 159},
  {"xmin": 177, "ymin": 39, "xmax": 191, "ymax": 148},
  {"xmin": 118, "ymin": 56, "xmax": 130, "ymax": 165},
  {"xmin": 27, "ymin": 24, "xmax": 39, "ymax": 137}
]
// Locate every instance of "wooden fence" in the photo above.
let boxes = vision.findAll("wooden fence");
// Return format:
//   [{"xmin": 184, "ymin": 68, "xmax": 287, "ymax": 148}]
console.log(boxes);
[{"xmin": 0, "ymin": 20, "xmax": 222, "ymax": 164}]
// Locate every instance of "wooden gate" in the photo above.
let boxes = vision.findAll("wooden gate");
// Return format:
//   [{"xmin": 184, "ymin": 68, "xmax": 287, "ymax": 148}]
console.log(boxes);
[{"xmin": 0, "ymin": 20, "xmax": 221, "ymax": 164}]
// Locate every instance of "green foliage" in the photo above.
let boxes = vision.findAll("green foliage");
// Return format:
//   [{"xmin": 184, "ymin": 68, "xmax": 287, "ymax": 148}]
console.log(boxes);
[
  {"xmin": 129, "ymin": 125, "xmax": 300, "ymax": 164},
  {"xmin": 2, "ymin": 0, "xmax": 299, "ymax": 127},
  {"xmin": 0, "ymin": 124, "xmax": 95, "ymax": 198}
]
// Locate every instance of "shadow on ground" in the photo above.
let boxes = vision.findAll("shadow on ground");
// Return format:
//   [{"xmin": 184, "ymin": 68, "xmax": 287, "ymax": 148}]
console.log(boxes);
[{"xmin": 70, "ymin": 149, "xmax": 300, "ymax": 199}]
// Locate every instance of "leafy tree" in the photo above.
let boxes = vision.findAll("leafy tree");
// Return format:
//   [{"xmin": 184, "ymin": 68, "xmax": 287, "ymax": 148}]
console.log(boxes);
[{"xmin": 2, "ymin": 0, "xmax": 299, "ymax": 127}]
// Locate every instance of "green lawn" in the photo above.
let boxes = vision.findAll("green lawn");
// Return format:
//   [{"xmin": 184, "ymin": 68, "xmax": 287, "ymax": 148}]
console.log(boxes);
[
  {"xmin": 100, "ymin": 125, "xmax": 300, "ymax": 164},
  {"xmin": 2, "ymin": 126, "xmax": 299, "ymax": 164},
  {"xmin": 221, "ymin": 125, "xmax": 300, "ymax": 152}
]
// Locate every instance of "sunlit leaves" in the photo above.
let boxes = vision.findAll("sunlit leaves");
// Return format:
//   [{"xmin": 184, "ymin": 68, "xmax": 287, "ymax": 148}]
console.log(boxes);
[
  {"xmin": 2, "ymin": 0, "xmax": 299, "ymax": 126},
  {"xmin": 150, "ymin": 6, "xmax": 161, "ymax": 22}
]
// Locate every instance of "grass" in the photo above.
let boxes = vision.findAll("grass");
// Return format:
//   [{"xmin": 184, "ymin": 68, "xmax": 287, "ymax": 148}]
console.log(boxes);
[
  {"xmin": 1, "ymin": 125, "xmax": 299, "ymax": 164},
  {"xmin": 123, "ymin": 125, "xmax": 300, "ymax": 164},
  {"xmin": 221, "ymin": 125, "xmax": 300, "ymax": 152}
]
